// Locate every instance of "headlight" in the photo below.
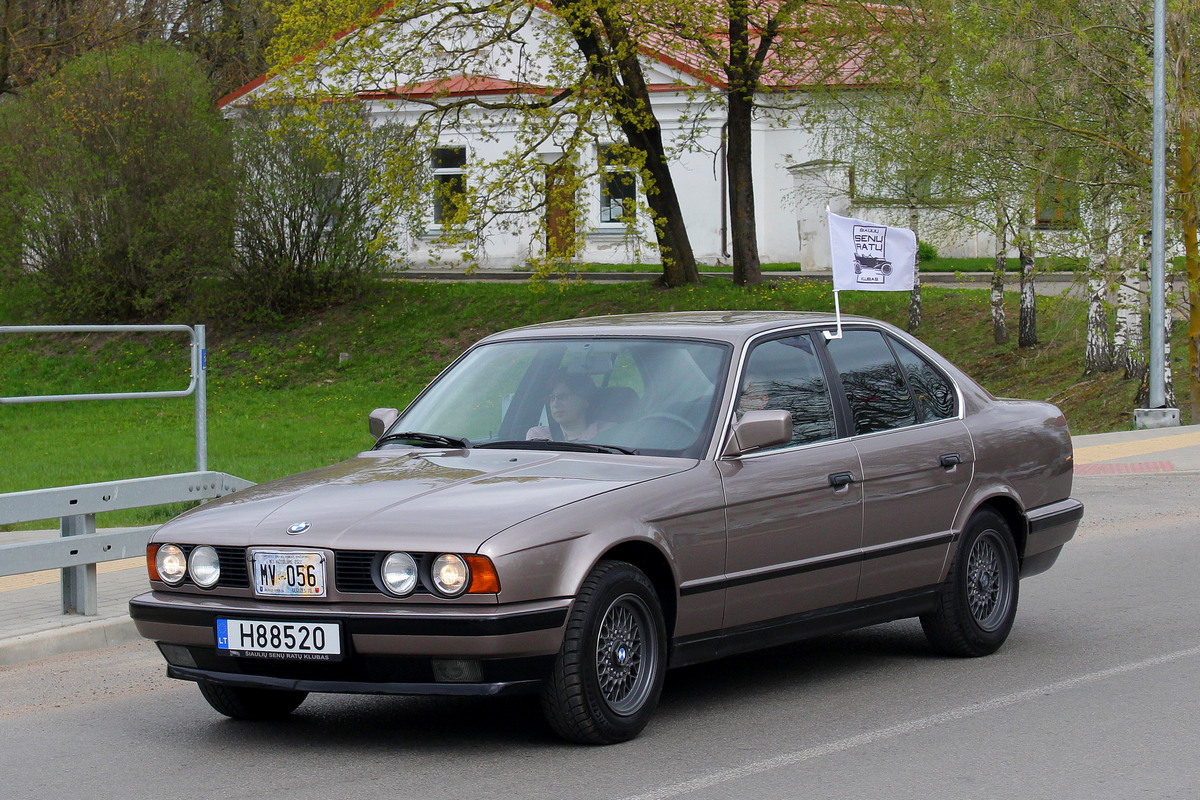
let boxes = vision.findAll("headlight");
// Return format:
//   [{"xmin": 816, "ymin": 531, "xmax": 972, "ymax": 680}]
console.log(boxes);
[
  {"xmin": 188, "ymin": 545, "xmax": 221, "ymax": 588},
  {"xmin": 155, "ymin": 544, "xmax": 187, "ymax": 585},
  {"xmin": 380, "ymin": 552, "xmax": 418, "ymax": 596},
  {"xmin": 431, "ymin": 553, "xmax": 470, "ymax": 597}
]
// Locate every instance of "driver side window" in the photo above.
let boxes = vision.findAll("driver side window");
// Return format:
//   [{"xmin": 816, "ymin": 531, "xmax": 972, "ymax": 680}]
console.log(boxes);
[{"xmin": 741, "ymin": 334, "xmax": 837, "ymax": 449}]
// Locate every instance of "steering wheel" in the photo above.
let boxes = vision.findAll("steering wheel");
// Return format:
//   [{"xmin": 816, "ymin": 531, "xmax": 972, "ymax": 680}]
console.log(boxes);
[{"xmin": 639, "ymin": 412, "xmax": 698, "ymax": 434}]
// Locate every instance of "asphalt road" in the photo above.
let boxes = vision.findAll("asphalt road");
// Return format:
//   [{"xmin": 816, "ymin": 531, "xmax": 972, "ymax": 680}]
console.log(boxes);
[{"xmin": 1, "ymin": 472, "xmax": 1196, "ymax": 800}]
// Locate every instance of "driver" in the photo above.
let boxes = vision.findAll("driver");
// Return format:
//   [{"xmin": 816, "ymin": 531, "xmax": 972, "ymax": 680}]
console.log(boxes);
[{"xmin": 527, "ymin": 373, "xmax": 612, "ymax": 443}]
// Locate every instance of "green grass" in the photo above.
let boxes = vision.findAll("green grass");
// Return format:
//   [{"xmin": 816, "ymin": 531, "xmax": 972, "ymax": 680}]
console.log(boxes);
[
  {"xmin": 510, "ymin": 257, "xmax": 1085, "ymax": 274},
  {"xmin": 1, "ymin": 277, "xmax": 1191, "ymax": 529}
]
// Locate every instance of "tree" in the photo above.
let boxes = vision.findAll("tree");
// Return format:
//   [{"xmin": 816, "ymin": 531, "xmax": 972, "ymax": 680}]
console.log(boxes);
[
  {"xmin": 169, "ymin": 0, "xmax": 279, "ymax": 100},
  {"xmin": 266, "ymin": 0, "xmax": 701, "ymax": 286},
  {"xmin": 942, "ymin": 1, "xmax": 1195, "ymax": 402},
  {"xmin": 230, "ymin": 101, "xmax": 419, "ymax": 315},
  {"xmin": 805, "ymin": 1, "xmax": 971, "ymax": 332},
  {"xmin": 0, "ymin": 43, "xmax": 233, "ymax": 320},
  {"xmin": 1, "ymin": 0, "xmax": 283, "ymax": 104},
  {"xmin": 632, "ymin": 0, "xmax": 801, "ymax": 286}
]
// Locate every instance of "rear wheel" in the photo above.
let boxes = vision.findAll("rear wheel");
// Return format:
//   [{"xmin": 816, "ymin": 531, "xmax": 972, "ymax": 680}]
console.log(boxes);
[
  {"xmin": 921, "ymin": 508, "xmax": 1019, "ymax": 657},
  {"xmin": 541, "ymin": 560, "xmax": 667, "ymax": 744},
  {"xmin": 198, "ymin": 681, "xmax": 308, "ymax": 720}
]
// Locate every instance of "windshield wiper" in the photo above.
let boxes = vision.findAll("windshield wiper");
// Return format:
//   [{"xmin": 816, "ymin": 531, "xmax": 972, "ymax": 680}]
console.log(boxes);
[
  {"xmin": 476, "ymin": 440, "xmax": 638, "ymax": 456},
  {"xmin": 374, "ymin": 431, "xmax": 471, "ymax": 450}
]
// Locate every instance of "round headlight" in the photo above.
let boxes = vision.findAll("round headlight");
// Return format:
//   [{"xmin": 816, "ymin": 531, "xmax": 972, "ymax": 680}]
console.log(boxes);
[
  {"xmin": 156, "ymin": 544, "xmax": 187, "ymax": 585},
  {"xmin": 381, "ymin": 552, "xmax": 418, "ymax": 596},
  {"xmin": 431, "ymin": 554, "xmax": 470, "ymax": 597},
  {"xmin": 188, "ymin": 545, "xmax": 221, "ymax": 588}
]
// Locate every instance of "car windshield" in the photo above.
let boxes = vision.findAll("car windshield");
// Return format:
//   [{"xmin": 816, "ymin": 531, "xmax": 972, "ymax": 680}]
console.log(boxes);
[{"xmin": 388, "ymin": 336, "xmax": 731, "ymax": 458}]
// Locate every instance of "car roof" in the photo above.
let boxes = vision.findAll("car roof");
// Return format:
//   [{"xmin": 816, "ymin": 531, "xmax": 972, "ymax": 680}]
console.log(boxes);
[{"xmin": 478, "ymin": 311, "xmax": 882, "ymax": 347}]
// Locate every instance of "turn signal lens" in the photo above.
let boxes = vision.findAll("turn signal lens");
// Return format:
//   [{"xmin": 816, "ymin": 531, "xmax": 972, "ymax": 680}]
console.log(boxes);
[
  {"xmin": 465, "ymin": 556, "xmax": 501, "ymax": 594},
  {"xmin": 431, "ymin": 553, "xmax": 470, "ymax": 597},
  {"xmin": 381, "ymin": 552, "xmax": 419, "ymax": 596},
  {"xmin": 155, "ymin": 543, "xmax": 187, "ymax": 586},
  {"xmin": 188, "ymin": 545, "xmax": 221, "ymax": 588}
]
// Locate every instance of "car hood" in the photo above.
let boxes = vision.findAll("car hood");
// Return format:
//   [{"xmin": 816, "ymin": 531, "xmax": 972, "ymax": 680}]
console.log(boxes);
[{"xmin": 155, "ymin": 448, "xmax": 692, "ymax": 553}]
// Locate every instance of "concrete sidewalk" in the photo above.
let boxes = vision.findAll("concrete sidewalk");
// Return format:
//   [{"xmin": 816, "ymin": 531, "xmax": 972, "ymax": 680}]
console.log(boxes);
[{"xmin": 3, "ymin": 424, "xmax": 1198, "ymax": 667}]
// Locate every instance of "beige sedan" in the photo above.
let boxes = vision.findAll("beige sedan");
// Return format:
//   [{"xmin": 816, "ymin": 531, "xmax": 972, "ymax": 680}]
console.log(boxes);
[{"xmin": 131, "ymin": 312, "xmax": 1082, "ymax": 744}]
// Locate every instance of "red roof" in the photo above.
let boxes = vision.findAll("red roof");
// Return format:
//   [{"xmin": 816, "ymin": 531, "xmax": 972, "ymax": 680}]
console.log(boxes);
[{"xmin": 218, "ymin": 1, "xmax": 880, "ymax": 109}]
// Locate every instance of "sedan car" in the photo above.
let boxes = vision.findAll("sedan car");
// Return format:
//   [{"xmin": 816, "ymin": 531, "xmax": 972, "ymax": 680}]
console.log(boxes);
[{"xmin": 130, "ymin": 311, "xmax": 1082, "ymax": 744}]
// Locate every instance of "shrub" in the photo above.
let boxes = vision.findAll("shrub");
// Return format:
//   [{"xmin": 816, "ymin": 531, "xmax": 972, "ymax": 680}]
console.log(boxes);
[
  {"xmin": 0, "ymin": 44, "xmax": 233, "ymax": 321},
  {"xmin": 917, "ymin": 239, "xmax": 939, "ymax": 263},
  {"xmin": 228, "ymin": 102, "xmax": 418, "ymax": 317}
]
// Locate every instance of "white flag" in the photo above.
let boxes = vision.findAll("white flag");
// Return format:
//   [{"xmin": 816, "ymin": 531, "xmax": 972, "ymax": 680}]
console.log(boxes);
[{"xmin": 827, "ymin": 211, "xmax": 917, "ymax": 292}]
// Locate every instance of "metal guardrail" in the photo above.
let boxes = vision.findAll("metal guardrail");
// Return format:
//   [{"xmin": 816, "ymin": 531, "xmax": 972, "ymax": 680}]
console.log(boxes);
[
  {"xmin": 0, "ymin": 324, "xmax": 254, "ymax": 615},
  {"xmin": 0, "ymin": 472, "xmax": 255, "ymax": 614},
  {"xmin": 0, "ymin": 324, "xmax": 210, "ymax": 470}
]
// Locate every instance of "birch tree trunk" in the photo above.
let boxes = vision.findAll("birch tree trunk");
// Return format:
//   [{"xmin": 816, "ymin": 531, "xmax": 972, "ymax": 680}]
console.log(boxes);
[
  {"xmin": 991, "ymin": 204, "xmax": 1008, "ymax": 345},
  {"xmin": 1084, "ymin": 202, "xmax": 1112, "ymax": 373},
  {"xmin": 1115, "ymin": 265, "xmax": 1145, "ymax": 380},
  {"xmin": 907, "ymin": 202, "xmax": 921, "ymax": 332},
  {"xmin": 1017, "ymin": 216, "xmax": 1037, "ymax": 348}
]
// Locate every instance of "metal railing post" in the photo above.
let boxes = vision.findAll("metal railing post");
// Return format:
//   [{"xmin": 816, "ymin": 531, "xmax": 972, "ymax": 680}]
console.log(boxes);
[
  {"xmin": 60, "ymin": 513, "xmax": 98, "ymax": 615},
  {"xmin": 0, "ymin": 323, "xmax": 257, "ymax": 616},
  {"xmin": 196, "ymin": 324, "xmax": 208, "ymax": 472}
]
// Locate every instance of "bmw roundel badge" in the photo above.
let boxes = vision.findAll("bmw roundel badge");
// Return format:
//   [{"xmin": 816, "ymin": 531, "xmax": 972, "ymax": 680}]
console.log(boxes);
[{"xmin": 286, "ymin": 521, "xmax": 311, "ymax": 535}]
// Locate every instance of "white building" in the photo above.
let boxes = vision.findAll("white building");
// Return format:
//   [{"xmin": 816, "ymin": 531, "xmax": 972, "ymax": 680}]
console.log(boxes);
[{"xmin": 220, "ymin": 6, "xmax": 996, "ymax": 271}]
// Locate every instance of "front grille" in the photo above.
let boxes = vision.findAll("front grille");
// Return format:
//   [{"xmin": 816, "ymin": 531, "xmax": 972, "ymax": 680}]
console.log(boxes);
[
  {"xmin": 335, "ymin": 550, "xmax": 379, "ymax": 593},
  {"xmin": 215, "ymin": 546, "xmax": 249, "ymax": 587},
  {"xmin": 174, "ymin": 547, "xmax": 441, "ymax": 596}
]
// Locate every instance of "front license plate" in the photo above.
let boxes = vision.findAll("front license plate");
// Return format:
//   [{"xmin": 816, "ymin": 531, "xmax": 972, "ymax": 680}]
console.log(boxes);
[
  {"xmin": 252, "ymin": 549, "xmax": 327, "ymax": 598},
  {"xmin": 216, "ymin": 618, "xmax": 342, "ymax": 660}
]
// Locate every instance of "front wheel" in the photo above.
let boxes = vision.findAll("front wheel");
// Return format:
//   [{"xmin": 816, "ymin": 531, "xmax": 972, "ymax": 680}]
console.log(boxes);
[
  {"xmin": 198, "ymin": 681, "xmax": 308, "ymax": 720},
  {"xmin": 921, "ymin": 509, "xmax": 1019, "ymax": 657},
  {"xmin": 541, "ymin": 560, "xmax": 667, "ymax": 744}
]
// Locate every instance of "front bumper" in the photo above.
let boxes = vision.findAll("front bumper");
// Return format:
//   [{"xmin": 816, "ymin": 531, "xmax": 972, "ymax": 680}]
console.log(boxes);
[{"xmin": 129, "ymin": 591, "xmax": 569, "ymax": 696}]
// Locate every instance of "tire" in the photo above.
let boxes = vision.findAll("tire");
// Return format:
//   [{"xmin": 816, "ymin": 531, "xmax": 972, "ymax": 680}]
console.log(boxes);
[
  {"xmin": 541, "ymin": 560, "xmax": 667, "ymax": 744},
  {"xmin": 198, "ymin": 681, "xmax": 308, "ymax": 720},
  {"xmin": 921, "ymin": 508, "xmax": 1019, "ymax": 657}
]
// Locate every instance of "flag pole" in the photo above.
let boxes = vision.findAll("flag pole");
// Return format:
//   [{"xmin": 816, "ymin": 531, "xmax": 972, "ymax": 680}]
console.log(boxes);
[
  {"xmin": 825, "ymin": 206, "xmax": 843, "ymax": 340},
  {"xmin": 826, "ymin": 289, "xmax": 843, "ymax": 340}
]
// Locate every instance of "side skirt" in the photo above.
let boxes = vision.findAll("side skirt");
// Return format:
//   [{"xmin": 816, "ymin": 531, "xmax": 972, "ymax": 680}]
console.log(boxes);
[{"xmin": 669, "ymin": 588, "xmax": 939, "ymax": 669}]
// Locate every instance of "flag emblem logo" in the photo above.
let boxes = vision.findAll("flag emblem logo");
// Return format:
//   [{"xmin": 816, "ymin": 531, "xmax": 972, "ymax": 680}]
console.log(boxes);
[{"xmin": 828, "ymin": 212, "xmax": 916, "ymax": 292}]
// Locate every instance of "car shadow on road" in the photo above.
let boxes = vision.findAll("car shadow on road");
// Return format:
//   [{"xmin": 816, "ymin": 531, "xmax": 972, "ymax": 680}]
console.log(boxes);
[
  {"xmin": 658, "ymin": 618, "xmax": 936, "ymax": 710},
  {"xmin": 176, "ymin": 619, "xmax": 941, "ymax": 752}
]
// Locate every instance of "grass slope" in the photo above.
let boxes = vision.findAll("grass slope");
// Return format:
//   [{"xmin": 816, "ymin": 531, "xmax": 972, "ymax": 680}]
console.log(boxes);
[{"xmin": 1, "ymin": 277, "xmax": 1190, "ymax": 529}]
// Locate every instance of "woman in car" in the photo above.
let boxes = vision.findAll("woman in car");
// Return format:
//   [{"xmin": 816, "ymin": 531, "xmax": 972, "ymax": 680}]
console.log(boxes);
[{"xmin": 526, "ymin": 373, "xmax": 611, "ymax": 442}]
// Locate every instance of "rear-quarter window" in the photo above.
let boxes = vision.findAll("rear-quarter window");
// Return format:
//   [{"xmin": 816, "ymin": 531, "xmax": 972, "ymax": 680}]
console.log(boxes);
[
  {"xmin": 826, "ymin": 330, "xmax": 917, "ymax": 434},
  {"xmin": 891, "ymin": 339, "xmax": 957, "ymax": 421}
]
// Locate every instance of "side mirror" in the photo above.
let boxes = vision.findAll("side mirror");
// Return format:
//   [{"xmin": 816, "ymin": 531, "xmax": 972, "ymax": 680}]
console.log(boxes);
[
  {"xmin": 368, "ymin": 408, "xmax": 399, "ymax": 439},
  {"xmin": 722, "ymin": 409, "xmax": 791, "ymax": 457}
]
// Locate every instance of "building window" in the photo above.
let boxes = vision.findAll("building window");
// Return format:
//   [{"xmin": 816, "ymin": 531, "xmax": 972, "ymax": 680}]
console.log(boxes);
[
  {"xmin": 314, "ymin": 172, "xmax": 343, "ymax": 232},
  {"xmin": 1035, "ymin": 178, "xmax": 1079, "ymax": 229},
  {"xmin": 432, "ymin": 145, "xmax": 467, "ymax": 225},
  {"xmin": 599, "ymin": 145, "xmax": 636, "ymax": 225}
]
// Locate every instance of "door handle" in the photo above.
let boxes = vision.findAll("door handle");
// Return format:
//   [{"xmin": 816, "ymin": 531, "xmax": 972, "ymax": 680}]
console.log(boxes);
[
  {"xmin": 939, "ymin": 453, "xmax": 962, "ymax": 469},
  {"xmin": 828, "ymin": 472, "xmax": 855, "ymax": 488}
]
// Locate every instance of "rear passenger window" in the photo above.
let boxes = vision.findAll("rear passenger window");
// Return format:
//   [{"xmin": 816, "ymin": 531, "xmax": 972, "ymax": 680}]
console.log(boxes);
[
  {"xmin": 891, "ymin": 339, "xmax": 957, "ymax": 421},
  {"xmin": 740, "ymin": 334, "xmax": 836, "ymax": 448},
  {"xmin": 825, "ymin": 330, "xmax": 917, "ymax": 434}
]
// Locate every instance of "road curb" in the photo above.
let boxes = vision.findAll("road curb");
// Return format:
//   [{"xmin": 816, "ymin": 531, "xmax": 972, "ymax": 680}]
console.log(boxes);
[{"xmin": 0, "ymin": 616, "xmax": 141, "ymax": 666}]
